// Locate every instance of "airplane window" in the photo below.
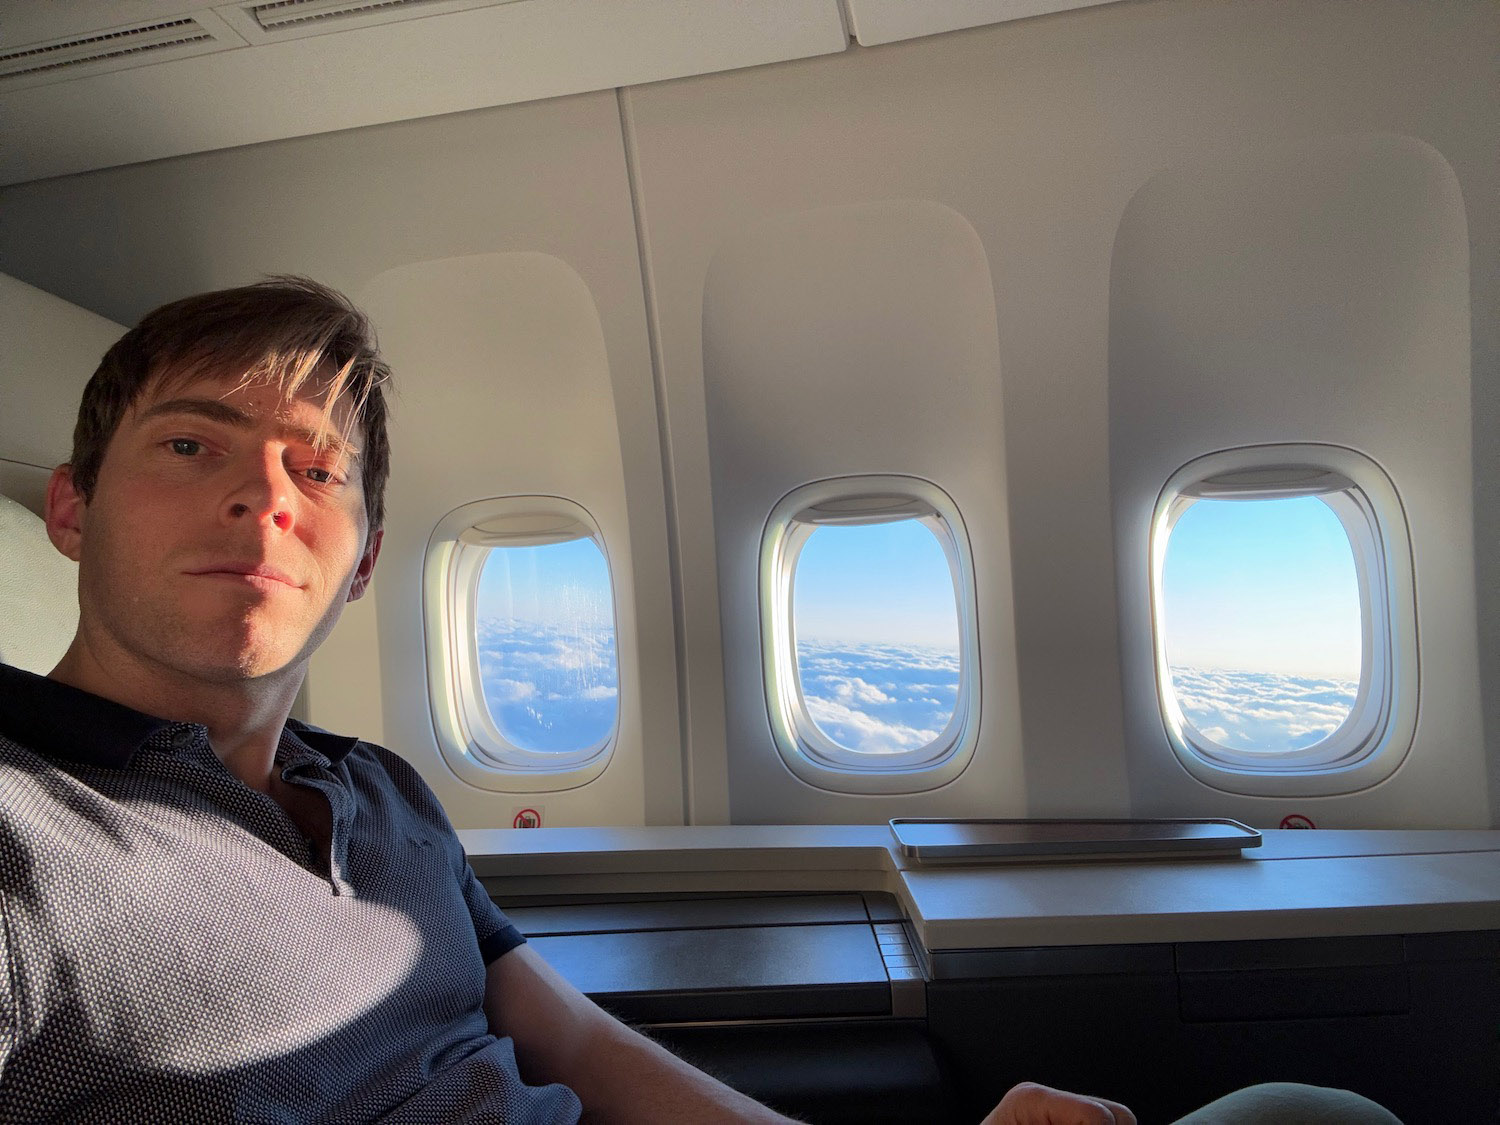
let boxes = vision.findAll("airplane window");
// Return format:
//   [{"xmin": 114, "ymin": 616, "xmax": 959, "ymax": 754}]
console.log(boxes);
[
  {"xmin": 475, "ymin": 539, "xmax": 619, "ymax": 755},
  {"xmin": 760, "ymin": 476, "xmax": 981, "ymax": 794},
  {"xmin": 1148, "ymin": 447, "xmax": 1417, "ymax": 791},
  {"xmin": 1159, "ymin": 496, "xmax": 1360, "ymax": 755},
  {"xmin": 423, "ymin": 497, "xmax": 619, "ymax": 791},
  {"xmin": 792, "ymin": 521, "xmax": 960, "ymax": 758}
]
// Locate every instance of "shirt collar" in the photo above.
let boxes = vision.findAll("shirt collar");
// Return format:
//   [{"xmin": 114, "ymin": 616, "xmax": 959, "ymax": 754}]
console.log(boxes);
[
  {"xmin": 0, "ymin": 662, "xmax": 359, "ymax": 768},
  {"xmin": 284, "ymin": 719, "xmax": 361, "ymax": 764}
]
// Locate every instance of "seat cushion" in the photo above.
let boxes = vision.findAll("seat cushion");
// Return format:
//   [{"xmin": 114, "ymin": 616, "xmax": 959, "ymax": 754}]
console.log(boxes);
[{"xmin": 0, "ymin": 490, "xmax": 77, "ymax": 674}]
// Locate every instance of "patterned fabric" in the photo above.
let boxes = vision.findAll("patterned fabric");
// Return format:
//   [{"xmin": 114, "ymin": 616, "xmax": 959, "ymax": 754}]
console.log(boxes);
[{"xmin": 0, "ymin": 662, "xmax": 582, "ymax": 1123}]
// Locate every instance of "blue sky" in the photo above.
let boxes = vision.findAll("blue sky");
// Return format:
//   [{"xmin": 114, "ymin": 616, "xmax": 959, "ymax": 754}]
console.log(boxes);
[
  {"xmin": 475, "ymin": 504, "xmax": 1361, "ymax": 678},
  {"xmin": 473, "ymin": 503, "xmax": 1363, "ymax": 756},
  {"xmin": 1161, "ymin": 496, "xmax": 1361, "ymax": 680},
  {"xmin": 477, "ymin": 538, "xmax": 614, "ymax": 629},
  {"xmin": 793, "ymin": 521, "xmax": 960, "ymax": 649}
]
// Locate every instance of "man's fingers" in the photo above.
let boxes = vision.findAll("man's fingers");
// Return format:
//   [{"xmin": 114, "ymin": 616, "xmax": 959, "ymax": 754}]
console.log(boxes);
[
  {"xmin": 982, "ymin": 1081, "xmax": 1138, "ymax": 1125},
  {"xmin": 1094, "ymin": 1096, "xmax": 1137, "ymax": 1125}
]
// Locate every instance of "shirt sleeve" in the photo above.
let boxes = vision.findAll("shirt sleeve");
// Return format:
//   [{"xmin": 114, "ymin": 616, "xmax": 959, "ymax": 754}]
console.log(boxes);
[
  {"xmin": 359, "ymin": 741, "xmax": 528, "ymax": 964},
  {"xmin": 457, "ymin": 859, "xmax": 526, "ymax": 964}
]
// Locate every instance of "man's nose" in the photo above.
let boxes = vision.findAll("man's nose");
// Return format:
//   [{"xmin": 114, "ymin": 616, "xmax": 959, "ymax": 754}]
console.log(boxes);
[{"xmin": 224, "ymin": 448, "xmax": 294, "ymax": 531}]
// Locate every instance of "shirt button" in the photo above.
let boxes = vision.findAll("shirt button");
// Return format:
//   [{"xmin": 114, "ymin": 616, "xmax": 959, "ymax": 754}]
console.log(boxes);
[{"xmin": 171, "ymin": 728, "xmax": 197, "ymax": 752}]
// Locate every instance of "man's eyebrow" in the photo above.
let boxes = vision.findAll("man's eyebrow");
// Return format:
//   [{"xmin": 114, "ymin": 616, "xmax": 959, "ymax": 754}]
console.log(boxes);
[
  {"xmin": 139, "ymin": 396, "xmax": 362, "ymax": 461},
  {"xmin": 140, "ymin": 397, "xmax": 253, "ymax": 428}
]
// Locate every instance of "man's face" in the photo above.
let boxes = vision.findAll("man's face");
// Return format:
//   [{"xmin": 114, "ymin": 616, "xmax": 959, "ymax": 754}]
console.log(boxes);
[{"xmin": 49, "ymin": 370, "xmax": 382, "ymax": 685}]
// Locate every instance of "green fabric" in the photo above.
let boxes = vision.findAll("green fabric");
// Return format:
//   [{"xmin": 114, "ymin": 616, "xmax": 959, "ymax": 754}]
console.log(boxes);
[{"xmin": 1172, "ymin": 1083, "xmax": 1403, "ymax": 1124}]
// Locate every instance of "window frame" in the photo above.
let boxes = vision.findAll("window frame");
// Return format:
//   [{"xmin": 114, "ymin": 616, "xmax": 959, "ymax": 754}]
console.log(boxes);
[
  {"xmin": 1149, "ymin": 445, "xmax": 1417, "ymax": 796},
  {"xmin": 423, "ymin": 496, "xmax": 619, "ymax": 793},
  {"xmin": 759, "ymin": 475, "xmax": 981, "ymax": 795}
]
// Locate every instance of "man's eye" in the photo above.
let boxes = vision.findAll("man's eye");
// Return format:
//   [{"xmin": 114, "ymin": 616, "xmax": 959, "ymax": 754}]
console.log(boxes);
[
  {"xmin": 169, "ymin": 439, "xmax": 202, "ymax": 456},
  {"xmin": 305, "ymin": 467, "xmax": 336, "ymax": 484}
]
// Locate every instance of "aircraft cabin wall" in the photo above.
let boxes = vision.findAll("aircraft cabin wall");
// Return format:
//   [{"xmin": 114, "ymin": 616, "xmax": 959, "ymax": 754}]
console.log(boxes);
[{"xmin": 0, "ymin": 0, "xmax": 1493, "ymax": 830}]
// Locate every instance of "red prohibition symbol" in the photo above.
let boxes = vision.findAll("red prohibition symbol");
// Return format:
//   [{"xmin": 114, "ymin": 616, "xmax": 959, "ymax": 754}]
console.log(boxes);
[
  {"xmin": 1280, "ymin": 814, "xmax": 1316, "ymax": 830},
  {"xmin": 512, "ymin": 808, "xmax": 542, "ymax": 829}
]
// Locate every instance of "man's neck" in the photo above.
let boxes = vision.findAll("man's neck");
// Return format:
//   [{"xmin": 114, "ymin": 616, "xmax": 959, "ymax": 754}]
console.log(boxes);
[{"xmin": 49, "ymin": 633, "xmax": 302, "ymax": 794}]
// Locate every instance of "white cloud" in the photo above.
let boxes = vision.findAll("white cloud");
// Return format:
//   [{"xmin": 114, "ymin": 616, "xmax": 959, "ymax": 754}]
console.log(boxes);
[
  {"xmin": 1169, "ymin": 666, "xmax": 1357, "ymax": 752},
  {"xmin": 828, "ymin": 677, "xmax": 894, "ymax": 706},
  {"xmin": 485, "ymin": 678, "xmax": 538, "ymax": 704},
  {"xmin": 805, "ymin": 696, "xmax": 939, "ymax": 755}
]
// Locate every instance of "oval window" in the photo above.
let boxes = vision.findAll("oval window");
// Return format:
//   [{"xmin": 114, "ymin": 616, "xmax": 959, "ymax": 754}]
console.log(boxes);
[
  {"xmin": 1150, "ymin": 447, "xmax": 1417, "ymax": 794},
  {"xmin": 424, "ymin": 496, "xmax": 620, "ymax": 792},
  {"xmin": 761, "ymin": 476, "xmax": 981, "ymax": 794}
]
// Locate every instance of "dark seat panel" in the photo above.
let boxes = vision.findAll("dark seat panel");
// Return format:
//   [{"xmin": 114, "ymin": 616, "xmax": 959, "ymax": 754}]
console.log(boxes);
[
  {"xmin": 508, "ymin": 893, "xmax": 872, "ymax": 935},
  {"xmin": 529, "ymin": 921, "xmax": 892, "ymax": 1021}
]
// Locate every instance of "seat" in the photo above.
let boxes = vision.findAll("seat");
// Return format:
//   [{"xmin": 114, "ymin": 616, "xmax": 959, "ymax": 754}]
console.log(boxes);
[{"xmin": 0, "ymin": 490, "xmax": 78, "ymax": 674}]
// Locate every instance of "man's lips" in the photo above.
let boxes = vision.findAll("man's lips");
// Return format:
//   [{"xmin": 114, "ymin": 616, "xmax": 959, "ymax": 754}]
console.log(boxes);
[{"xmin": 188, "ymin": 563, "xmax": 303, "ymax": 589}]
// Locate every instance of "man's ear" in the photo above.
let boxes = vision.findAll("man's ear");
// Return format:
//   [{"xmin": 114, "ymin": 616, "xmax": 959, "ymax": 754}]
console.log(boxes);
[
  {"xmin": 347, "ymin": 528, "xmax": 382, "ymax": 602},
  {"xmin": 45, "ymin": 465, "xmax": 86, "ymax": 562}
]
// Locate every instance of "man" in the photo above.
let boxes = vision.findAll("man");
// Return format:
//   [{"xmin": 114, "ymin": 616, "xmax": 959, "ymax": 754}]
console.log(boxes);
[{"xmin": 0, "ymin": 278, "xmax": 1396, "ymax": 1123}]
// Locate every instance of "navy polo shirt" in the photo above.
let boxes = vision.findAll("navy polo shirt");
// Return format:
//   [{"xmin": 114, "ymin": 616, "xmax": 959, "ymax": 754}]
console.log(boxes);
[{"xmin": 0, "ymin": 662, "xmax": 582, "ymax": 1123}]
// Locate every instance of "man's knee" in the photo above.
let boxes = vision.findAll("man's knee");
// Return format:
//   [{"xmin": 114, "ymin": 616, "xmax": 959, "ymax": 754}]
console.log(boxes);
[{"xmin": 1171, "ymin": 1082, "xmax": 1402, "ymax": 1124}]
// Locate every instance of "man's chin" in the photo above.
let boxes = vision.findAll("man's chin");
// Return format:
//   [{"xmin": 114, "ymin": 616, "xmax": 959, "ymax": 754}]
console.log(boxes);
[{"xmin": 179, "ymin": 642, "xmax": 307, "ymax": 685}]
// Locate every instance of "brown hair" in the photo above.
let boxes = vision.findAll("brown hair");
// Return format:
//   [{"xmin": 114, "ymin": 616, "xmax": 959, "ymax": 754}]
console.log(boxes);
[{"xmin": 71, "ymin": 276, "xmax": 393, "ymax": 530}]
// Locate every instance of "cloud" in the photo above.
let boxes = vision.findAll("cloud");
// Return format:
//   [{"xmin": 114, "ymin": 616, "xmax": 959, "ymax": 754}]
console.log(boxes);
[
  {"xmin": 781, "ymin": 639, "xmax": 966, "ymax": 757},
  {"xmin": 805, "ymin": 695, "xmax": 940, "ymax": 755},
  {"xmin": 827, "ymin": 677, "xmax": 894, "ymax": 706},
  {"xmin": 475, "ymin": 618, "xmax": 621, "ymax": 751},
  {"xmin": 797, "ymin": 640, "xmax": 961, "ymax": 676},
  {"xmin": 482, "ymin": 628, "xmax": 973, "ymax": 758},
  {"xmin": 1169, "ymin": 666, "xmax": 1357, "ymax": 752},
  {"xmin": 485, "ymin": 678, "xmax": 538, "ymax": 704}
]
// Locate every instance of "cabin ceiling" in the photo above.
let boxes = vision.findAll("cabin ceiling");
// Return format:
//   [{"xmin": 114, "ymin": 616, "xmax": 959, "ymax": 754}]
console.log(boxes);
[{"xmin": 0, "ymin": 0, "xmax": 1120, "ymax": 187}]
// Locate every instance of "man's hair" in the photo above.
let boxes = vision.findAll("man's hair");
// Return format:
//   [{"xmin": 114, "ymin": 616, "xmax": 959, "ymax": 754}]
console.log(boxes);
[{"xmin": 71, "ymin": 276, "xmax": 393, "ymax": 530}]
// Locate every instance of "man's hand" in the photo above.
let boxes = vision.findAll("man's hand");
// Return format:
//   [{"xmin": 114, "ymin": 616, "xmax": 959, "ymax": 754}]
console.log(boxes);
[{"xmin": 982, "ymin": 1081, "xmax": 1137, "ymax": 1125}]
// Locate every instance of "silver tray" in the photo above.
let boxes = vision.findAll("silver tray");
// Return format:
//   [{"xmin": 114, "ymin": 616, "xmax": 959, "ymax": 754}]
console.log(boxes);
[{"xmin": 889, "ymin": 817, "xmax": 1262, "ymax": 862}]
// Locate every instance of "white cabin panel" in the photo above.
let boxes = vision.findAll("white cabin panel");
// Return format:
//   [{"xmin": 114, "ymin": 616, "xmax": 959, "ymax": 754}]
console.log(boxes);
[
  {"xmin": 356, "ymin": 252, "xmax": 647, "ymax": 826},
  {"xmin": 622, "ymin": 0, "xmax": 1495, "ymax": 826},
  {"xmin": 844, "ymin": 0, "xmax": 1122, "ymax": 47},
  {"xmin": 700, "ymin": 201, "xmax": 1027, "ymax": 822},
  {"xmin": 1110, "ymin": 134, "xmax": 1484, "ymax": 828}
]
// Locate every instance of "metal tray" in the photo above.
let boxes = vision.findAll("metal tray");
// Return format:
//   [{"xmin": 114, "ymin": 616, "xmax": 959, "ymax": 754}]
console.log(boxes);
[{"xmin": 889, "ymin": 818, "xmax": 1262, "ymax": 862}]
